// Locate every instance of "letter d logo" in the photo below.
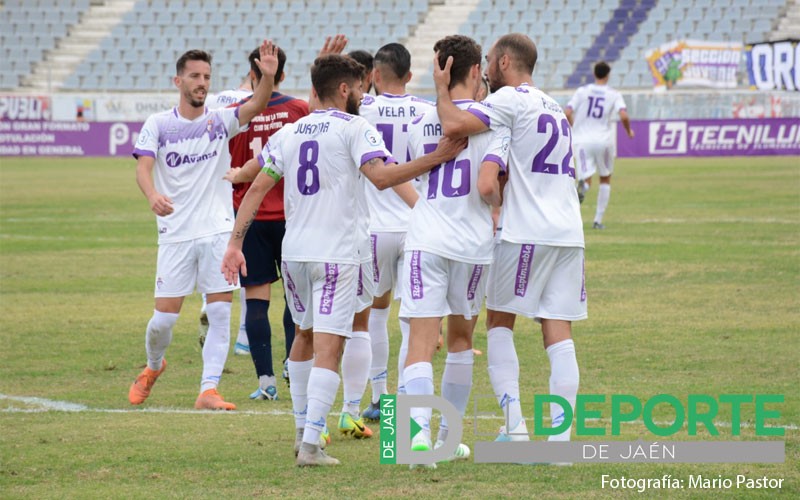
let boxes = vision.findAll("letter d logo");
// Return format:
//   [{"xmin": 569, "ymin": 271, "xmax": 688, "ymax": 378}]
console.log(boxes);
[{"xmin": 396, "ymin": 395, "xmax": 463, "ymax": 465}]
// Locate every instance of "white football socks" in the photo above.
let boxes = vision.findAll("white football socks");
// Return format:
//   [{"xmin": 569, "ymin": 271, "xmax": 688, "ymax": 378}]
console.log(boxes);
[
  {"xmin": 439, "ymin": 349, "xmax": 473, "ymax": 443},
  {"xmin": 200, "ymin": 301, "xmax": 231, "ymax": 392},
  {"xmin": 288, "ymin": 359, "xmax": 313, "ymax": 430},
  {"xmin": 341, "ymin": 330, "xmax": 371, "ymax": 418},
  {"xmin": 236, "ymin": 288, "xmax": 248, "ymax": 345},
  {"xmin": 368, "ymin": 307, "xmax": 391, "ymax": 404},
  {"xmin": 303, "ymin": 367, "xmax": 340, "ymax": 445},
  {"xmin": 145, "ymin": 310, "xmax": 178, "ymax": 371},
  {"xmin": 403, "ymin": 361, "xmax": 434, "ymax": 434},
  {"xmin": 487, "ymin": 327, "xmax": 523, "ymax": 430},
  {"xmin": 396, "ymin": 317, "xmax": 410, "ymax": 394},
  {"xmin": 547, "ymin": 339, "xmax": 580, "ymax": 441},
  {"xmin": 595, "ymin": 184, "xmax": 611, "ymax": 224}
]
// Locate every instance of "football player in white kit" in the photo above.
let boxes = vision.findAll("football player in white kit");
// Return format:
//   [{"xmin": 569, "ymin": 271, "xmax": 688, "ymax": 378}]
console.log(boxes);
[
  {"xmin": 565, "ymin": 61, "xmax": 634, "ymax": 229},
  {"xmin": 402, "ymin": 34, "xmax": 509, "ymax": 465},
  {"xmin": 220, "ymin": 54, "xmax": 465, "ymax": 466},
  {"xmin": 358, "ymin": 43, "xmax": 436, "ymax": 420},
  {"xmin": 434, "ymin": 33, "xmax": 586, "ymax": 446},
  {"xmin": 129, "ymin": 41, "xmax": 279, "ymax": 411}
]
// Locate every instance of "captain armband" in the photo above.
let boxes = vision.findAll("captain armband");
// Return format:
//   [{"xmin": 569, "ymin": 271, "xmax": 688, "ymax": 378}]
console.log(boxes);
[{"xmin": 261, "ymin": 165, "xmax": 282, "ymax": 183}]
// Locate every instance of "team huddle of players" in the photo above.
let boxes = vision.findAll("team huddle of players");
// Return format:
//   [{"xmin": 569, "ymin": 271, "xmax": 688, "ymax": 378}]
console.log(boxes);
[{"xmin": 130, "ymin": 31, "xmax": 629, "ymax": 467}]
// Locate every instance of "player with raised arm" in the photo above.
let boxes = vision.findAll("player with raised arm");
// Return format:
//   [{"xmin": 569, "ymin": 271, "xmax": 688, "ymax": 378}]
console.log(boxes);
[
  {"xmin": 129, "ymin": 41, "xmax": 279, "ymax": 411},
  {"xmin": 565, "ymin": 61, "xmax": 634, "ymax": 228},
  {"xmin": 358, "ymin": 43, "xmax": 436, "ymax": 422},
  {"xmin": 220, "ymin": 54, "xmax": 465, "ymax": 466},
  {"xmin": 227, "ymin": 46, "xmax": 309, "ymax": 400},
  {"xmin": 433, "ymin": 33, "xmax": 586, "ymax": 446},
  {"xmin": 402, "ymin": 34, "xmax": 509, "ymax": 466}
]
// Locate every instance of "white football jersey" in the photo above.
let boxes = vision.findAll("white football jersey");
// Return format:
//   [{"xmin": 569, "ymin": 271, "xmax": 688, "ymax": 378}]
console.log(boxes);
[
  {"xmin": 468, "ymin": 84, "xmax": 584, "ymax": 248},
  {"xmin": 133, "ymin": 106, "xmax": 247, "ymax": 244},
  {"xmin": 258, "ymin": 108, "xmax": 391, "ymax": 264},
  {"xmin": 359, "ymin": 93, "xmax": 435, "ymax": 232},
  {"xmin": 206, "ymin": 88, "xmax": 252, "ymax": 109},
  {"xmin": 406, "ymin": 101, "xmax": 507, "ymax": 264},
  {"xmin": 566, "ymin": 83, "xmax": 626, "ymax": 146}
]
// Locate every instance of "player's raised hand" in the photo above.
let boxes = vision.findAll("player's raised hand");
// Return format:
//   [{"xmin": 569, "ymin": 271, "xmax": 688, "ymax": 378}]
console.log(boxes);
[
  {"xmin": 148, "ymin": 192, "xmax": 174, "ymax": 216},
  {"xmin": 432, "ymin": 51, "xmax": 453, "ymax": 91},
  {"xmin": 221, "ymin": 246, "xmax": 247, "ymax": 286},
  {"xmin": 256, "ymin": 40, "xmax": 280, "ymax": 78},
  {"xmin": 318, "ymin": 34, "xmax": 348, "ymax": 57}
]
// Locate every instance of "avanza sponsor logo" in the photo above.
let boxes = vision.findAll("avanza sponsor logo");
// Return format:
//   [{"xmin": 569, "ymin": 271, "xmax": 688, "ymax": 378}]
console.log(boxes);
[{"xmin": 165, "ymin": 149, "xmax": 218, "ymax": 168}]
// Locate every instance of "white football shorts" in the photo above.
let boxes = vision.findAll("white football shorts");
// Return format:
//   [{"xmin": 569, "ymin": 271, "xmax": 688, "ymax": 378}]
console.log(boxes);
[
  {"xmin": 154, "ymin": 232, "xmax": 239, "ymax": 297},
  {"xmin": 281, "ymin": 261, "xmax": 358, "ymax": 337},
  {"xmin": 371, "ymin": 231, "xmax": 406, "ymax": 298},
  {"xmin": 356, "ymin": 258, "xmax": 375, "ymax": 313},
  {"xmin": 574, "ymin": 141, "xmax": 614, "ymax": 181},
  {"xmin": 399, "ymin": 250, "xmax": 488, "ymax": 320},
  {"xmin": 486, "ymin": 242, "xmax": 587, "ymax": 322}
]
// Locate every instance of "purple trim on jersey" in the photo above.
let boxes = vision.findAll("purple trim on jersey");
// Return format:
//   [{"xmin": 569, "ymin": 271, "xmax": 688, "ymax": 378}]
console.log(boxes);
[
  {"xmin": 360, "ymin": 150, "xmax": 389, "ymax": 166},
  {"xmin": 283, "ymin": 263, "xmax": 306, "ymax": 313},
  {"xmin": 382, "ymin": 93, "xmax": 411, "ymax": 99},
  {"xmin": 157, "ymin": 110, "xmax": 230, "ymax": 148},
  {"xmin": 330, "ymin": 111, "xmax": 354, "ymax": 121},
  {"xmin": 357, "ymin": 265, "xmax": 363, "ymax": 296},
  {"xmin": 580, "ymin": 257, "xmax": 587, "ymax": 302},
  {"xmin": 409, "ymin": 251, "xmax": 423, "ymax": 300},
  {"xmin": 384, "ymin": 155, "xmax": 398, "ymax": 165},
  {"xmin": 483, "ymin": 153, "xmax": 507, "ymax": 173},
  {"xmin": 515, "ymin": 244, "xmax": 534, "ymax": 297},
  {"xmin": 411, "ymin": 114, "xmax": 425, "ymax": 125},
  {"xmin": 362, "ymin": 95, "xmax": 375, "ymax": 105},
  {"xmin": 132, "ymin": 148, "xmax": 155, "ymax": 159},
  {"xmin": 467, "ymin": 265, "xmax": 484, "ymax": 300},
  {"xmin": 467, "ymin": 107, "xmax": 490, "ymax": 128},
  {"xmin": 257, "ymin": 153, "xmax": 276, "ymax": 168},
  {"xmin": 411, "ymin": 96, "xmax": 435, "ymax": 105},
  {"xmin": 453, "ymin": 99, "xmax": 475, "ymax": 105},
  {"xmin": 319, "ymin": 263, "xmax": 339, "ymax": 315},
  {"xmin": 371, "ymin": 234, "xmax": 380, "ymax": 283}
]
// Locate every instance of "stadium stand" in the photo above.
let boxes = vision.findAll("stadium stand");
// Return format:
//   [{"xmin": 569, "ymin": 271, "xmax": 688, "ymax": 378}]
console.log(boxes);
[{"xmin": 0, "ymin": 0, "xmax": 793, "ymax": 92}]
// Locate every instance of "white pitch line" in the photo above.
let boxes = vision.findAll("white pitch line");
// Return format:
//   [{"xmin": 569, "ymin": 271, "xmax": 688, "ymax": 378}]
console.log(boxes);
[{"xmin": 2, "ymin": 393, "xmax": 797, "ymax": 432}]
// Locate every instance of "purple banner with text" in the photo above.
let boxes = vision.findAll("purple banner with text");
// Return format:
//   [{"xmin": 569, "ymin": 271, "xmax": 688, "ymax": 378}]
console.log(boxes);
[
  {"xmin": 0, "ymin": 121, "xmax": 142, "ymax": 156},
  {"xmin": 617, "ymin": 118, "xmax": 800, "ymax": 157}
]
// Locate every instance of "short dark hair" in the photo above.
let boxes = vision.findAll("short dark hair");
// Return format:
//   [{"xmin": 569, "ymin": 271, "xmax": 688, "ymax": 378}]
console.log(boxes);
[
  {"xmin": 373, "ymin": 43, "xmax": 411, "ymax": 80},
  {"xmin": 311, "ymin": 54, "xmax": 364, "ymax": 101},
  {"xmin": 348, "ymin": 49, "xmax": 374, "ymax": 74},
  {"xmin": 176, "ymin": 49, "xmax": 212, "ymax": 75},
  {"xmin": 249, "ymin": 46, "xmax": 286, "ymax": 86},
  {"xmin": 494, "ymin": 33, "xmax": 537, "ymax": 75},
  {"xmin": 594, "ymin": 61, "xmax": 611, "ymax": 79},
  {"xmin": 433, "ymin": 35, "xmax": 482, "ymax": 91}
]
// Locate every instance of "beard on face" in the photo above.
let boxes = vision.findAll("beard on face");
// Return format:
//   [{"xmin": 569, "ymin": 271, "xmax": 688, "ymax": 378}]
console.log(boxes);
[
  {"xmin": 345, "ymin": 91, "xmax": 360, "ymax": 115},
  {"xmin": 184, "ymin": 87, "xmax": 206, "ymax": 108}
]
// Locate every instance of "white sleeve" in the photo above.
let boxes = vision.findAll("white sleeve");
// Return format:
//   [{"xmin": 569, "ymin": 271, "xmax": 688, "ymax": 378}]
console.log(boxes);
[
  {"xmin": 566, "ymin": 88, "xmax": 581, "ymax": 111},
  {"xmin": 132, "ymin": 115, "xmax": 159, "ymax": 159},
  {"xmin": 258, "ymin": 127, "xmax": 286, "ymax": 176},
  {"xmin": 352, "ymin": 118, "xmax": 392, "ymax": 168},
  {"xmin": 406, "ymin": 114, "xmax": 427, "ymax": 161},
  {"xmin": 614, "ymin": 91, "xmax": 627, "ymax": 114},
  {"xmin": 482, "ymin": 126, "xmax": 512, "ymax": 174},
  {"xmin": 466, "ymin": 88, "xmax": 516, "ymax": 130},
  {"xmin": 221, "ymin": 106, "xmax": 248, "ymax": 139}
]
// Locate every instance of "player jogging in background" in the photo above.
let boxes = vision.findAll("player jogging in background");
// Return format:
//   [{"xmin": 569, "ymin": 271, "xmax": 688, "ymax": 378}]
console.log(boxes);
[
  {"xmin": 402, "ymin": 34, "xmax": 509, "ymax": 466},
  {"xmin": 434, "ymin": 33, "xmax": 586, "ymax": 448},
  {"xmin": 565, "ymin": 61, "xmax": 634, "ymax": 229},
  {"xmin": 129, "ymin": 41, "xmax": 279, "ymax": 411},
  {"xmin": 227, "ymin": 46, "xmax": 309, "ymax": 401},
  {"xmin": 358, "ymin": 43, "xmax": 435, "ymax": 421},
  {"xmin": 220, "ymin": 54, "xmax": 465, "ymax": 466}
]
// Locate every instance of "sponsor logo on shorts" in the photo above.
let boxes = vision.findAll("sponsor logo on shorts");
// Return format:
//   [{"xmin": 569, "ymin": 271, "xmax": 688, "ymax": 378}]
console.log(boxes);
[
  {"xmin": 467, "ymin": 265, "xmax": 484, "ymax": 300},
  {"xmin": 320, "ymin": 263, "xmax": 339, "ymax": 315},
  {"xmin": 410, "ymin": 251, "xmax": 423, "ymax": 300},
  {"xmin": 515, "ymin": 245, "xmax": 534, "ymax": 297},
  {"xmin": 283, "ymin": 263, "xmax": 305, "ymax": 312},
  {"xmin": 371, "ymin": 234, "xmax": 379, "ymax": 283}
]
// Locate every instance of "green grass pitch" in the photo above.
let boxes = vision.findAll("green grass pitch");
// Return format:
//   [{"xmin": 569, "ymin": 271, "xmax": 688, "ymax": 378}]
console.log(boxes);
[{"xmin": 0, "ymin": 156, "xmax": 798, "ymax": 498}]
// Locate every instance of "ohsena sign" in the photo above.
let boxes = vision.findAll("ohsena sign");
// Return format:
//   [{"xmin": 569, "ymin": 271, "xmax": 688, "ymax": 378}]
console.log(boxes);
[{"xmin": 745, "ymin": 39, "xmax": 800, "ymax": 92}]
